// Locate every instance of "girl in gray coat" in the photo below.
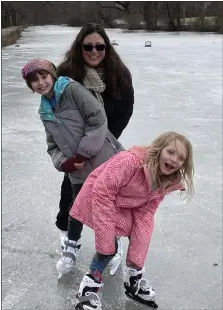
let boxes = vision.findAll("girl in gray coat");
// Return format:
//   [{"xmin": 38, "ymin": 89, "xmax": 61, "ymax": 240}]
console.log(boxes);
[{"xmin": 22, "ymin": 58, "xmax": 124, "ymax": 273}]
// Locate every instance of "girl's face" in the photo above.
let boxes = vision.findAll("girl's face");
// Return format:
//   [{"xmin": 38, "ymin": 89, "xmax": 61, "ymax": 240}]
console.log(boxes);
[
  {"xmin": 30, "ymin": 72, "xmax": 54, "ymax": 98},
  {"xmin": 159, "ymin": 139, "xmax": 187, "ymax": 175},
  {"xmin": 82, "ymin": 32, "xmax": 106, "ymax": 68}
]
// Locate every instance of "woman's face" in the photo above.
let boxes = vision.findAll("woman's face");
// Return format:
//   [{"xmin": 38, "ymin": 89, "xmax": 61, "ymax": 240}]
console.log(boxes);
[{"xmin": 82, "ymin": 32, "xmax": 106, "ymax": 68}]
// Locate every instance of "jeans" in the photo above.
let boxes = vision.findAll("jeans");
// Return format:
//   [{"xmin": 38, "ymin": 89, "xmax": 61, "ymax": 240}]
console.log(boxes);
[{"xmin": 89, "ymin": 238, "xmax": 118, "ymax": 275}]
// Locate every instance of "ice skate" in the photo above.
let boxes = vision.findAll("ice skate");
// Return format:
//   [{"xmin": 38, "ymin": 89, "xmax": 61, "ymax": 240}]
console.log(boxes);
[
  {"xmin": 56, "ymin": 238, "xmax": 81, "ymax": 280},
  {"xmin": 109, "ymin": 237, "xmax": 123, "ymax": 276},
  {"xmin": 124, "ymin": 267, "xmax": 158, "ymax": 308},
  {"xmin": 60, "ymin": 230, "xmax": 68, "ymax": 251},
  {"xmin": 74, "ymin": 273, "xmax": 103, "ymax": 310},
  {"xmin": 55, "ymin": 230, "xmax": 68, "ymax": 255}
]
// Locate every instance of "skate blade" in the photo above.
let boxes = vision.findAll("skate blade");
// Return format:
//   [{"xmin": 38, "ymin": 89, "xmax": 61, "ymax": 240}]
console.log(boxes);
[
  {"xmin": 57, "ymin": 264, "xmax": 77, "ymax": 282},
  {"xmin": 125, "ymin": 291, "xmax": 158, "ymax": 308},
  {"xmin": 57, "ymin": 268, "xmax": 75, "ymax": 281},
  {"xmin": 74, "ymin": 301, "xmax": 84, "ymax": 310},
  {"xmin": 75, "ymin": 303, "xmax": 103, "ymax": 310}
]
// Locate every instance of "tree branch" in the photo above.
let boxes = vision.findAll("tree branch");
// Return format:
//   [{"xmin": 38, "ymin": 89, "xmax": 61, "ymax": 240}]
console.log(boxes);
[
  {"xmin": 96, "ymin": 1, "xmax": 126, "ymax": 12},
  {"xmin": 116, "ymin": 1, "xmax": 130, "ymax": 10}
]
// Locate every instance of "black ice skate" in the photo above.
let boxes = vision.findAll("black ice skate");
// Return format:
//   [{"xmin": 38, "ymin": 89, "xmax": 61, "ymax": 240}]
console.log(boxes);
[
  {"xmin": 74, "ymin": 273, "xmax": 103, "ymax": 310},
  {"xmin": 124, "ymin": 267, "xmax": 158, "ymax": 308}
]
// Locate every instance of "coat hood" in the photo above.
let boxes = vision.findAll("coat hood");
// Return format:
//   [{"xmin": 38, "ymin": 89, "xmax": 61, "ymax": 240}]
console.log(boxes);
[{"xmin": 38, "ymin": 76, "xmax": 70, "ymax": 122}]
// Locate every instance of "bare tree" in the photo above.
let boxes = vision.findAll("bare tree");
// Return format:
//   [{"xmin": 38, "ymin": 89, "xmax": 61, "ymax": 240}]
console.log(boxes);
[
  {"xmin": 97, "ymin": 1, "xmax": 129, "ymax": 13},
  {"xmin": 2, "ymin": 2, "xmax": 22, "ymax": 27},
  {"xmin": 143, "ymin": 1, "xmax": 159, "ymax": 30},
  {"xmin": 165, "ymin": 1, "xmax": 182, "ymax": 31},
  {"xmin": 96, "ymin": 2, "xmax": 112, "ymax": 26},
  {"xmin": 200, "ymin": 1, "xmax": 205, "ymax": 29},
  {"xmin": 2, "ymin": 1, "xmax": 222, "ymax": 33},
  {"xmin": 97, "ymin": 1, "xmax": 142, "ymax": 29}
]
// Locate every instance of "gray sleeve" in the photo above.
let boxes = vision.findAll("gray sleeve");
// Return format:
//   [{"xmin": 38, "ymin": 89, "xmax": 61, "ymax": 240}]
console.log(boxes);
[
  {"xmin": 45, "ymin": 128, "xmax": 67, "ymax": 171},
  {"xmin": 70, "ymin": 83, "xmax": 107, "ymax": 158}
]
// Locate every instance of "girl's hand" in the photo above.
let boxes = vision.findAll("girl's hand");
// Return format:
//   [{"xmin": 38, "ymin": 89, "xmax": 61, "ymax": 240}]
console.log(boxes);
[
  {"xmin": 74, "ymin": 161, "xmax": 85, "ymax": 170},
  {"xmin": 61, "ymin": 157, "xmax": 85, "ymax": 173}
]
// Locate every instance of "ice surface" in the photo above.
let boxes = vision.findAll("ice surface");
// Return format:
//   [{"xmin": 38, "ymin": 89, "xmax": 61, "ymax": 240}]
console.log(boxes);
[{"xmin": 1, "ymin": 25, "xmax": 222, "ymax": 310}]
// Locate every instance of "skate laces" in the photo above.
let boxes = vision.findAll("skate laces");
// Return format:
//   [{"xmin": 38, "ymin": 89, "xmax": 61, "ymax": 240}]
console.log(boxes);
[
  {"xmin": 138, "ymin": 278, "xmax": 152, "ymax": 291},
  {"xmin": 136, "ymin": 278, "xmax": 155, "ymax": 301},
  {"xmin": 62, "ymin": 240, "xmax": 80, "ymax": 261},
  {"xmin": 60, "ymin": 246, "xmax": 77, "ymax": 265}
]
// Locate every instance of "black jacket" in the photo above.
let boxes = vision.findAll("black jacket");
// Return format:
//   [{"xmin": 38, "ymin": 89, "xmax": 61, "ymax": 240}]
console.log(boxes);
[{"xmin": 102, "ymin": 84, "xmax": 134, "ymax": 139}]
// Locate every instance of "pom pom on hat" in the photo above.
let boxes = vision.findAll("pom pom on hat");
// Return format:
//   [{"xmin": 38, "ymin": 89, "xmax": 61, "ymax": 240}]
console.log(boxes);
[{"xmin": 22, "ymin": 59, "xmax": 57, "ymax": 80}]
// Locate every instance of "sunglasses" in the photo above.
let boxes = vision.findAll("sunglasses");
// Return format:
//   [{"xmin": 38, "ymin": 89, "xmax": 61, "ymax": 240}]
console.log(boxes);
[{"xmin": 83, "ymin": 43, "xmax": 106, "ymax": 52}]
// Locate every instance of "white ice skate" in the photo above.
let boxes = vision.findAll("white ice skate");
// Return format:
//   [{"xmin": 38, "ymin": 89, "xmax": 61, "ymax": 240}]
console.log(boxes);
[
  {"xmin": 124, "ymin": 267, "xmax": 158, "ymax": 308},
  {"xmin": 74, "ymin": 273, "xmax": 103, "ymax": 310},
  {"xmin": 56, "ymin": 238, "xmax": 81, "ymax": 280},
  {"xmin": 109, "ymin": 237, "xmax": 123, "ymax": 276},
  {"xmin": 60, "ymin": 230, "xmax": 67, "ymax": 250},
  {"xmin": 55, "ymin": 230, "xmax": 68, "ymax": 255}
]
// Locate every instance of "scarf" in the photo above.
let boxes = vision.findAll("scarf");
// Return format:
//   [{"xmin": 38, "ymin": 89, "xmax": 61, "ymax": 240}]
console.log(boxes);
[{"xmin": 83, "ymin": 66, "xmax": 106, "ymax": 105}]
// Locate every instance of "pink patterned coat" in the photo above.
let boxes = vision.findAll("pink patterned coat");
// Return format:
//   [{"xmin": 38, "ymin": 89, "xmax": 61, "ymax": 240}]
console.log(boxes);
[{"xmin": 69, "ymin": 146, "xmax": 184, "ymax": 268}]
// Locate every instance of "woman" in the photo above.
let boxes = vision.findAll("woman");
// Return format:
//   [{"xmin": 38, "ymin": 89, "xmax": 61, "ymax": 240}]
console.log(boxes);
[{"xmin": 56, "ymin": 23, "xmax": 134, "ymax": 275}]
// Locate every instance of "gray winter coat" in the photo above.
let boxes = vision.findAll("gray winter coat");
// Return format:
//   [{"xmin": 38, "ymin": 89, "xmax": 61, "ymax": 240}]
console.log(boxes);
[{"xmin": 39, "ymin": 77, "xmax": 124, "ymax": 184}]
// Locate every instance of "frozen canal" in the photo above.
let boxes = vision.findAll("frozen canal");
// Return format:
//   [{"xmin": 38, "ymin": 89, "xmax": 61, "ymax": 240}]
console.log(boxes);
[{"xmin": 2, "ymin": 26, "xmax": 222, "ymax": 310}]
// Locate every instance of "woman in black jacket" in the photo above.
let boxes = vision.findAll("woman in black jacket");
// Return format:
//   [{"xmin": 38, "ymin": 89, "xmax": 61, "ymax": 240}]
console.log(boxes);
[{"xmin": 56, "ymin": 24, "xmax": 134, "ymax": 273}]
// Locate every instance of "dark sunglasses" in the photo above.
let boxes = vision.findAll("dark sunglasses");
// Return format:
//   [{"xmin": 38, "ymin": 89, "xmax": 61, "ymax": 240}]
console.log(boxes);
[{"xmin": 83, "ymin": 43, "xmax": 106, "ymax": 52}]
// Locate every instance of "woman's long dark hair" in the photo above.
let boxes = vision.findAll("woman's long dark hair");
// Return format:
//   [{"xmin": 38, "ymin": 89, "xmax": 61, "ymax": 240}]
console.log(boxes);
[{"xmin": 57, "ymin": 23, "xmax": 132, "ymax": 99}]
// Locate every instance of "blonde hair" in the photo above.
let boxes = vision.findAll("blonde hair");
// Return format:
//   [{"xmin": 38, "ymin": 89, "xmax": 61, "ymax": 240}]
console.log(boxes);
[{"xmin": 145, "ymin": 131, "xmax": 194, "ymax": 200}]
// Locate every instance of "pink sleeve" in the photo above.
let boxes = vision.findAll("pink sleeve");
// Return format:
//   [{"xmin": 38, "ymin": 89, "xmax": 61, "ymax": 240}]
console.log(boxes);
[
  {"xmin": 91, "ymin": 152, "xmax": 138, "ymax": 255},
  {"xmin": 127, "ymin": 203, "xmax": 158, "ymax": 269}
]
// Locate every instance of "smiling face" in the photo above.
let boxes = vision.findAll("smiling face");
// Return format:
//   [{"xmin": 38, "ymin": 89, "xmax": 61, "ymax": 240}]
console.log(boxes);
[
  {"xmin": 82, "ymin": 32, "xmax": 106, "ymax": 68},
  {"xmin": 159, "ymin": 139, "xmax": 187, "ymax": 175},
  {"xmin": 30, "ymin": 71, "xmax": 54, "ymax": 98}
]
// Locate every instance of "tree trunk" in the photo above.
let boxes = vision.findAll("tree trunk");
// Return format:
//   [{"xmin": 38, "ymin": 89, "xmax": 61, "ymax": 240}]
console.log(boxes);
[
  {"xmin": 143, "ymin": 1, "xmax": 158, "ymax": 30},
  {"xmin": 176, "ymin": 3, "xmax": 181, "ymax": 30},
  {"xmin": 166, "ymin": 1, "xmax": 181, "ymax": 31},
  {"xmin": 200, "ymin": 1, "xmax": 205, "ymax": 30}
]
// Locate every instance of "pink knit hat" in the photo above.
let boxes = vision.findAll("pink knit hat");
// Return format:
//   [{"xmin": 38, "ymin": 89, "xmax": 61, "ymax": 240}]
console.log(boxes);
[{"xmin": 22, "ymin": 59, "xmax": 57, "ymax": 80}]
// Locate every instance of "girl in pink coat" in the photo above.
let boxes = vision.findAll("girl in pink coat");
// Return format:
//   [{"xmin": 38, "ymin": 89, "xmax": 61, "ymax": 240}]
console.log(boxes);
[{"xmin": 59, "ymin": 131, "xmax": 194, "ymax": 310}]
